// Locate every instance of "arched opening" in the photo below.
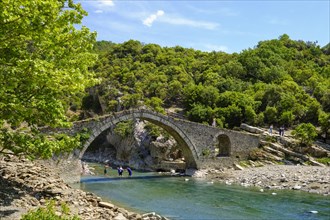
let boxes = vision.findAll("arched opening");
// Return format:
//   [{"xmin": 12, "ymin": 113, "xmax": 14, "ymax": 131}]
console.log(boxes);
[
  {"xmin": 216, "ymin": 134, "xmax": 231, "ymax": 157},
  {"xmin": 81, "ymin": 118, "xmax": 193, "ymax": 172},
  {"xmin": 82, "ymin": 127, "xmax": 118, "ymax": 165}
]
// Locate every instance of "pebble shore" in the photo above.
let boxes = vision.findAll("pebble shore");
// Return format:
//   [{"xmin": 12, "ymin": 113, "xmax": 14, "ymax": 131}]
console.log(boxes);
[{"xmin": 194, "ymin": 165, "xmax": 330, "ymax": 196}]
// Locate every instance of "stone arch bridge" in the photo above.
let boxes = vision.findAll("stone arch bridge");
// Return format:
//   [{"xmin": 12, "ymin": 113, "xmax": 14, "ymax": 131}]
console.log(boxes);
[{"xmin": 52, "ymin": 109, "xmax": 260, "ymax": 183}]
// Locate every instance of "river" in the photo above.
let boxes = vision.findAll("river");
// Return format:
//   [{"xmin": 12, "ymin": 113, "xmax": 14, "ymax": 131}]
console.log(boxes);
[{"xmin": 78, "ymin": 164, "xmax": 330, "ymax": 220}]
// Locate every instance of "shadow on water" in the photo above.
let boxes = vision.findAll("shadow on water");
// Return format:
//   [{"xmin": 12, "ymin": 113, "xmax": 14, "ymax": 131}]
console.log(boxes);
[{"xmin": 81, "ymin": 175, "xmax": 181, "ymax": 183}]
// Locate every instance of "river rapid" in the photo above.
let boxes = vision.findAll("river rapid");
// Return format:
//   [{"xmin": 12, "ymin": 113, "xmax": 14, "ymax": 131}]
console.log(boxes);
[{"xmin": 79, "ymin": 163, "xmax": 330, "ymax": 220}]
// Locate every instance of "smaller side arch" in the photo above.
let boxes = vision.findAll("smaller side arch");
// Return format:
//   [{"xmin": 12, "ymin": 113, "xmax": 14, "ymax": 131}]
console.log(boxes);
[{"xmin": 215, "ymin": 133, "xmax": 231, "ymax": 157}]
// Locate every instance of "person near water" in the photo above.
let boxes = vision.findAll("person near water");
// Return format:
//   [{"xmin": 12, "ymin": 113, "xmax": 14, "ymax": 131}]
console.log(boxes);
[
  {"xmin": 127, "ymin": 167, "xmax": 132, "ymax": 176},
  {"xmin": 117, "ymin": 166, "xmax": 123, "ymax": 176},
  {"xmin": 82, "ymin": 162, "xmax": 86, "ymax": 174},
  {"xmin": 104, "ymin": 165, "xmax": 108, "ymax": 175}
]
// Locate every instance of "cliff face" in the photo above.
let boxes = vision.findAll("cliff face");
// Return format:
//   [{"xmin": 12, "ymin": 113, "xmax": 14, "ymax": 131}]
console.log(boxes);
[{"xmin": 82, "ymin": 121, "xmax": 185, "ymax": 171}]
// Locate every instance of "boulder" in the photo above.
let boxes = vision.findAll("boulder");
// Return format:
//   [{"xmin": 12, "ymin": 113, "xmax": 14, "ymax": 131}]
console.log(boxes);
[
  {"xmin": 99, "ymin": 201, "xmax": 115, "ymax": 209},
  {"xmin": 240, "ymin": 123, "xmax": 263, "ymax": 134},
  {"xmin": 185, "ymin": 168, "xmax": 197, "ymax": 176},
  {"xmin": 233, "ymin": 163, "xmax": 244, "ymax": 170},
  {"xmin": 113, "ymin": 213, "xmax": 127, "ymax": 220}
]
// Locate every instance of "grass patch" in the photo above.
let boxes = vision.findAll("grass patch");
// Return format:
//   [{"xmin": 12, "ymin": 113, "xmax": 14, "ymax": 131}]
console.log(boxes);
[
  {"xmin": 239, "ymin": 160, "xmax": 250, "ymax": 167},
  {"xmin": 22, "ymin": 200, "xmax": 80, "ymax": 220},
  {"xmin": 264, "ymin": 135, "xmax": 277, "ymax": 143},
  {"xmin": 316, "ymin": 157, "xmax": 330, "ymax": 165}
]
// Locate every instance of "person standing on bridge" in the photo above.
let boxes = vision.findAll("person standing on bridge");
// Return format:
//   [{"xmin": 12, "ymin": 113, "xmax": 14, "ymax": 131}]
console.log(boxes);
[{"xmin": 212, "ymin": 118, "xmax": 216, "ymax": 127}]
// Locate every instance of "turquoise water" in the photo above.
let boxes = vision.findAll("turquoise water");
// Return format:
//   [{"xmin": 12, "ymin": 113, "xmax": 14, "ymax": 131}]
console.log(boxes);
[{"xmin": 79, "ymin": 165, "xmax": 330, "ymax": 220}]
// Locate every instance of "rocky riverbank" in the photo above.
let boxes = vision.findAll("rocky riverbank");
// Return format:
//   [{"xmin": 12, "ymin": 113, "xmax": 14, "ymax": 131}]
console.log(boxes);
[
  {"xmin": 193, "ymin": 165, "xmax": 330, "ymax": 196},
  {"xmin": 0, "ymin": 155, "xmax": 168, "ymax": 220},
  {"xmin": 1, "ymin": 157, "xmax": 329, "ymax": 220}
]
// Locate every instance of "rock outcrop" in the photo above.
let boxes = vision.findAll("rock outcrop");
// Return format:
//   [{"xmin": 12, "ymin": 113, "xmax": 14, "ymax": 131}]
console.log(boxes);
[{"xmin": 240, "ymin": 123, "xmax": 264, "ymax": 134}]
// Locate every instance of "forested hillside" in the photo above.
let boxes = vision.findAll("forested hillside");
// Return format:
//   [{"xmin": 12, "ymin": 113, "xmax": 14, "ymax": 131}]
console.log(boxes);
[{"xmin": 82, "ymin": 34, "xmax": 329, "ymax": 135}]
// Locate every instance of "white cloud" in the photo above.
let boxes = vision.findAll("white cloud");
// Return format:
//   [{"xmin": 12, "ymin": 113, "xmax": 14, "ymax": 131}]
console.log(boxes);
[
  {"xmin": 94, "ymin": 10, "xmax": 103, "ymax": 14},
  {"xmin": 87, "ymin": 1, "xmax": 114, "ymax": 14},
  {"xmin": 96, "ymin": 0, "xmax": 114, "ymax": 7},
  {"xmin": 161, "ymin": 16, "xmax": 219, "ymax": 30},
  {"xmin": 143, "ymin": 10, "xmax": 165, "ymax": 27}
]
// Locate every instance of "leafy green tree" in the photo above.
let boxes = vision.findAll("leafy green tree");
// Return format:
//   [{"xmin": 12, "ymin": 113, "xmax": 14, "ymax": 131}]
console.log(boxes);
[
  {"xmin": 255, "ymin": 112, "xmax": 265, "ymax": 126},
  {"xmin": 258, "ymin": 84, "xmax": 283, "ymax": 111},
  {"xmin": 187, "ymin": 104, "xmax": 212, "ymax": 123},
  {"xmin": 264, "ymin": 106, "xmax": 278, "ymax": 124},
  {"xmin": 167, "ymin": 80, "xmax": 183, "ymax": 102},
  {"xmin": 200, "ymin": 85, "xmax": 219, "ymax": 108},
  {"xmin": 219, "ymin": 60, "xmax": 244, "ymax": 78},
  {"xmin": 0, "ymin": 0, "xmax": 97, "ymax": 159},
  {"xmin": 93, "ymin": 40, "xmax": 115, "ymax": 54},
  {"xmin": 90, "ymin": 34, "xmax": 329, "ymax": 135},
  {"xmin": 183, "ymin": 83, "xmax": 204, "ymax": 108},
  {"xmin": 114, "ymin": 120, "xmax": 134, "ymax": 138},
  {"xmin": 217, "ymin": 77, "xmax": 250, "ymax": 93},
  {"xmin": 144, "ymin": 122, "xmax": 171, "ymax": 140},
  {"xmin": 318, "ymin": 111, "xmax": 330, "ymax": 142},
  {"xmin": 215, "ymin": 105, "xmax": 242, "ymax": 128},
  {"xmin": 145, "ymin": 97, "xmax": 165, "ymax": 113},
  {"xmin": 113, "ymin": 40, "xmax": 142, "ymax": 58},
  {"xmin": 303, "ymin": 99, "xmax": 321, "ymax": 124},
  {"xmin": 244, "ymin": 105, "xmax": 257, "ymax": 125},
  {"xmin": 121, "ymin": 94, "xmax": 141, "ymax": 109},
  {"xmin": 278, "ymin": 93, "xmax": 296, "ymax": 113},
  {"xmin": 292, "ymin": 123, "xmax": 318, "ymax": 146},
  {"xmin": 279, "ymin": 111, "xmax": 294, "ymax": 127},
  {"xmin": 320, "ymin": 89, "xmax": 330, "ymax": 112},
  {"xmin": 238, "ymin": 49, "xmax": 267, "ymax": 82}
]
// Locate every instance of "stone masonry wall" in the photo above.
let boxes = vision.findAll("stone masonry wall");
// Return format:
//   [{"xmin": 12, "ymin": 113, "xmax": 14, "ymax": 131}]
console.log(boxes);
[{"xmin": 46, "ymin": 109, "xmax": 261, "ymax": 183}]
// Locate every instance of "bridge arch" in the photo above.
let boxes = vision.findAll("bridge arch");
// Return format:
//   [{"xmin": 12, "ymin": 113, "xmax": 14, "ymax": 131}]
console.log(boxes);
[
  {"xmin": 214, "ymin": 132, "xmax": 231, "ymax": 157},
  {"xmin": 78, "ymin": 109, "xmax": 199, "ymax": 168}
]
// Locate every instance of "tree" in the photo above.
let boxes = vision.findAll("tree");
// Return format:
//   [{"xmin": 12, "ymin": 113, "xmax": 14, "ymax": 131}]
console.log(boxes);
[
  {"xmin": 0, "ymin": 0, "xmax": 98, "ymax": 159},
  {"xmin": 187, "ymin": 104, "xmax": 212, "ymax": 124},
  {"xmin": 264, "ymin": 106, "xmax": 278, "ymax": 124},
  {"xmin": 318, "ymin": 111, "xmax": 330, "ymax": 143},
  {"xmin": 279, "ymin": 111, "xmax": 294, "ymax": 127},
  {"xmin": 215, "ymin": 105, "xmax": 242, "ymax": 128},
  {"xmin": 90, "ymin": 33, "xmax": 329, "ymax": 137},
  {"xmin": 145, "ymin": 97, "xmax": 165, "ymax": 113},
  {"xmin": 292, "ymin": 123, "xmax": 318, "ymax": 146}
]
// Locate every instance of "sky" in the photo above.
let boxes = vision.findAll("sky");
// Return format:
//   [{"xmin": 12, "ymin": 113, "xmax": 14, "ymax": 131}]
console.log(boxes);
[{"xmin": 77, "ymin": 0, "xmax": 330, "ymax": 54}]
